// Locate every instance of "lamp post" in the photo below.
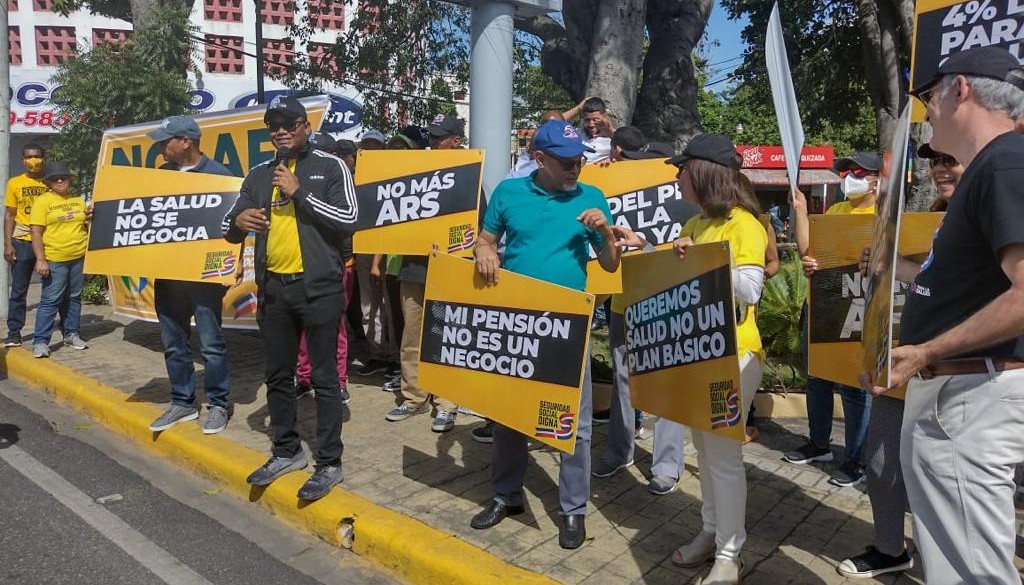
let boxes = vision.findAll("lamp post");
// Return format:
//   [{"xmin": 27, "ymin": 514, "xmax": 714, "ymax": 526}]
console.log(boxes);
[{"xmin": 254, "ymin": 0, "xmax": 265, "ymax": 104}]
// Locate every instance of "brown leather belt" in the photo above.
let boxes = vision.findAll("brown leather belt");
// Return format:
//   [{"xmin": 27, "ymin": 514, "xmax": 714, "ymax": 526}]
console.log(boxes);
[{"xmin": 917, "ymin": 358, "xmax": 1024, "ymax": 380}]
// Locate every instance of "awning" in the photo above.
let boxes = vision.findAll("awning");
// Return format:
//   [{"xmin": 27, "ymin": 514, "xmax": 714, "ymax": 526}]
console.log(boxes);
[{"xmin": 741, "ymin": 169, "xmax": 840, "ymax": 186}]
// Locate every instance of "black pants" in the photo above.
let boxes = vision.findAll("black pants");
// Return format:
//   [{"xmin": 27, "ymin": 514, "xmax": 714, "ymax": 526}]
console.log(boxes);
[{"xmin": 260, "ymin": 277, "xmax": 345, "ymax": 465}]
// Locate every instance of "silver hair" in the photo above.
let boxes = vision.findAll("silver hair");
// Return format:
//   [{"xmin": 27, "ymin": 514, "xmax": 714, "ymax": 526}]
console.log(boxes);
[{"xmin": 940, "ymin": 73, "xmax": 1024, "ymax": 119}]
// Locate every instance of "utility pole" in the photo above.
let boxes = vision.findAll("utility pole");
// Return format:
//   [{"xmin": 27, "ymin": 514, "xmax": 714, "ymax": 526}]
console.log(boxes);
[
  {"xmin": 0, "ymin": 2, "xmax": 11, "ymax": 319},
  {"xmin": 254, "ymin": 0, "xmax": 265, "ymax": 103}
]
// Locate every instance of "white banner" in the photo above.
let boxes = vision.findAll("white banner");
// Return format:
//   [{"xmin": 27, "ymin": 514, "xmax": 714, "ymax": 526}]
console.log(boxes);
[{"xmin": 766, "ymin": 2, "xmax": 805, "ymax": 193}]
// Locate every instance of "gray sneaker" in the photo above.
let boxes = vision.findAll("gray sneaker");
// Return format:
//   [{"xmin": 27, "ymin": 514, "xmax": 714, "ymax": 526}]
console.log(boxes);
[
  {"xmin": 592, "ymin": 458, "xmax": 633, "ymax": 478},
  {"xmin": 149, "ymin": 404, "xmax": 199, "ymax": 432},
  {"xmin": 385, "ymin": 402, "xmax": 429, "ymax": 422},
  {"xmin": 431, "ymin": 410, "xmax": 456, "ymax": 432},
  {"xmin": 202, "ymin": 406, "xmax": 230, "ymax": 435},
  {"xmin": 63, "ymin": 332, "xmax": 87, "ymax": 350},
  {"xmin": 648, "ymin": 475, "xmax": 678, "ymax": 495},
  {"xmin": 32, "ymin": 343, "xmax": 50, "ymax": 358},
  {"xmin": 297, "ymin": 464, "xmax": 343, "ymax": 501},
  {"xmin": 247, "ymin": 452, "xmax": 308, "ymax": 486}
]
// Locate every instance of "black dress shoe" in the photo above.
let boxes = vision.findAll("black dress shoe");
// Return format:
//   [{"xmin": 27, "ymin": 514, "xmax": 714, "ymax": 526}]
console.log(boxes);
[
  {"xmin": 470, "ymin": 500, "xmax": 524, "ymax": 529},
  {"xmin": 559, "ymin": 514, "xmax": 586, "ymax": 549}
]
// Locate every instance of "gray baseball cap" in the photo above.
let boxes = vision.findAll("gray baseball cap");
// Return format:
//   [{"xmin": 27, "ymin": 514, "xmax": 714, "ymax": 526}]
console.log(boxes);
[{"xmin": 148, "ymin": 115, "xmax": 201, "ymax": 142}]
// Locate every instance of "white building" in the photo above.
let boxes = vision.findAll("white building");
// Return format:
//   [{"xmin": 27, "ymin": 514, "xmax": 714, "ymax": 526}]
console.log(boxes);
[{"xmin": 8, "ymin": 0, "xmax": 365, "ymax": 171}]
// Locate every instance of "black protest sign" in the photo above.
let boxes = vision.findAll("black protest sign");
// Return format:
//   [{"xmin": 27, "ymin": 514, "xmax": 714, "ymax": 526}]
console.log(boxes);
[
  {"xmin": 89, "ymin": 192, "xmax": 236, "ymax": 250},
  {"xmin": 607, "ymin": 181, "xmax": 700, "ymax": 247},
  {"xmin": 420, "ymin": 300, "xmax": 590, "ymax": 388},
  {"xmin": 354, "ymin": 163, "xmax": 480, "ymax": 230}
]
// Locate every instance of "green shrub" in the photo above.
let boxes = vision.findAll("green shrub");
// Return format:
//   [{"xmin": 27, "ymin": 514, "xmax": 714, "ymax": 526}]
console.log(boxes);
[
  {"xmin": 81, "ymin": 275, "xmax": 109, "ymax": 305},
  {"xmin": 757, "ymin": 253, "xmax": 808, "ymax": 391}
]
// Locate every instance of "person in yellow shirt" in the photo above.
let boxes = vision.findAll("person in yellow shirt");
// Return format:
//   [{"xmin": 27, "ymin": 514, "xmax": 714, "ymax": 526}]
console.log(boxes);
[
  {"xmin": 784, "ymin": 152, "xmax": 881, "ymax": 490},
  {"xmin": 4, "ymin": 143, "xmax": 48, "ymax": 347},
  {"xmin": 29, "ymin": 162, "xmax": 89, "ymax": 358},
  {"xmin": 663, "ymin": 134, "xmax": 767, "ymax": 585}
]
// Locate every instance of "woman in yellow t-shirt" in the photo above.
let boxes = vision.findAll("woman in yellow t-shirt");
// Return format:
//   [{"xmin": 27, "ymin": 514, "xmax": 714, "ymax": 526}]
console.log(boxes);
[
  {"xmin": 29, "ymin": 162, "xmax": 90, "ymax": 358},
  {"xmin": 663, "ymin": 134, "xmax": 767, "ymax": 585}
]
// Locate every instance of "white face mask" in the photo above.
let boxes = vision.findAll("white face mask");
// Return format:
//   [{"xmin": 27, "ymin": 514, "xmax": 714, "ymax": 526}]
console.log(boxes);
[{"xmin": 842, "ymin": 174, "xmax": 872, "ymax": 199}]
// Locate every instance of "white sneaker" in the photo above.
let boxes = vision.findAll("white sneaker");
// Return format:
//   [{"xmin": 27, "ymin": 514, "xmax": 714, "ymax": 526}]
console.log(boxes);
[{"xmin": 695, "ymin": 558, "xmax": 743, "ymax": 585}]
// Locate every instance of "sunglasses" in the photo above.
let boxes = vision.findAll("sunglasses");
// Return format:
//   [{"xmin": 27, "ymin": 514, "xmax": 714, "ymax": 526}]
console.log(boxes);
[
  {"xmin": 838, "ymin": 168, "xmax": 872, "ymax": 179},
  {"xmin": 48, "ymin": 176, "xmax": 71, "ymax": 182},
  {"xmin": 929, "ymin": 155, "xmax": 957, "ymax": 168},
  {"xmin": 266, "ymin": 118, "xmax": 305, "ymax": 133},
  {"xmin": 545, "ymin": 153, "xmax": 585, "ymax": 171},
  {"xmin": 915, "ymin": 85, "xmax": 940, "ymax": 106}
]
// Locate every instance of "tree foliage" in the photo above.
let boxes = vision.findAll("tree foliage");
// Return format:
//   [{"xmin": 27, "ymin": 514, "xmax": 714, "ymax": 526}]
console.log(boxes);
[{"xmin": 47, "ymin": 6, "xmax": 195, "ymax": 193}]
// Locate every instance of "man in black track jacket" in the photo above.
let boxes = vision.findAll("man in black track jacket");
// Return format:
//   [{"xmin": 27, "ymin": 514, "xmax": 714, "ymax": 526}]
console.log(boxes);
[{"xmin": 223, "ymin": 96, "xmax": 357, "ymax": 501}]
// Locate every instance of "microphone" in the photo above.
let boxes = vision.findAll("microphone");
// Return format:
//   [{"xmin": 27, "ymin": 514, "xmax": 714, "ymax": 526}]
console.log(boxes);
[{"xmin": 274, "ymin": 147, "xmax": 291, "ymax": 166}]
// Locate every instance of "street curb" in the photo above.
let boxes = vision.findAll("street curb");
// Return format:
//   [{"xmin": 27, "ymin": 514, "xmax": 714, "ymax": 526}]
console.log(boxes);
[{"xmin": 1, "ymin": 348, "xmax": 558, "ymax": 585}]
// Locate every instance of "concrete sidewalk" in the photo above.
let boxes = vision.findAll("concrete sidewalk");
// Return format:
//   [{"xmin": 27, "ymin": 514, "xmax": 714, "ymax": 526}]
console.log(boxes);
[{"xmin": 4, "ymin": 295, "xmax": 937, "ymax": 585}]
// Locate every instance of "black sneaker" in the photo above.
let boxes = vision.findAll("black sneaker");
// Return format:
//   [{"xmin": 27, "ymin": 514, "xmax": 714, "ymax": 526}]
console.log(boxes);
[
  {"xmin": 837, "ymin": 546, "xmax": 913, "ymax": 578},
  {"xmin": 471, "ymin": 420, "xmax": 494, "ymax": 444},
  {"xmin": 296, "ymin": 382, "xmax": 313, "ymax": 399},
  {"xmin": 783, "ymin": 440, "xmax": 834, "ymax": 464},
  {"xmin": 340, "ymin": 387, "xmax": 351, "ymax": 406},
  {"xmin": 297, "ymin": 464, "xmax": 343, "ymax": 501},
  {"xmin": 829, "ymin": 460, "xmax": 866, "ymax": 487},
  {"xmin": 3, "ymin": 332, "xmax": 22, "ymax": 347},
  {"xmin": 356, "ymin": 359, "xmax": 389, "ymax": 377},
  {"xmin": 382, "ymin": 374, "xmax": 401, "ymax": 392},
  {"xmin": 592, "ymin": 409, "xmax": 611, "ymax": 425}
]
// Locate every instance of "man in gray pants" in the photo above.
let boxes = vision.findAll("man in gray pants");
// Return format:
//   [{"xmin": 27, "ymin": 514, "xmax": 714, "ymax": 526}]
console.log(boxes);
[{"xmin": 870, "ymin": 46, "xmax": 1024, "ymax": 584}]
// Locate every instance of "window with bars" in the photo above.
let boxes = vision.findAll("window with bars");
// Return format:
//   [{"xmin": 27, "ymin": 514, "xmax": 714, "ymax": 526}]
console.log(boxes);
[
  {"xmin": 205, "ymin": 34, "xmax": 244, "ymax": 74},
  {"xmin": 32, "ymin": 0, "xmax": 52, "ymax": 11},
  {"xmin": 260, "ymin": 0, "xmax": 294, "ymax": 26},
  {"xmin": 261, "ymin": 38, "xmax": 294, "ymax": 77},
  {"xmin": 92, "ymin": 28, "xmax": 132, "ymax": 47},
  {"xmin": 308, "ymin": 0, "xmax": 345, "ymax": 31},
  {"xmin": 204, "ymin": 0, "xmax": 243, "ymax": 23},
  {"xmin": 35, "ymin": 26, "xmax": 76, "ymax": 65},
  {"xmin": 307, "ymin": 42, "xmax": 339, "ymax": 76},
  {"xmin": 9, "ymin": 27, "xmax": 20, "ymax": 65},
  {"xmin": 9, "ymin": 0, "xmax": 18, "ymax": 12}
]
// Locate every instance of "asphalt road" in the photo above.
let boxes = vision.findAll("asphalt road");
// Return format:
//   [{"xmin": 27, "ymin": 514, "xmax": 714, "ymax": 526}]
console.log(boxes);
[{"xmin": 0, "ymin": 379, "xmax": 400, "ymax": 585}]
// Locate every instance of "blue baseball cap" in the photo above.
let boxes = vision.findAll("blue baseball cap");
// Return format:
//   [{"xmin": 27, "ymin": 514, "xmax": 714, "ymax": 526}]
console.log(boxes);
[
  {"xmin": 531, "ymin": 121, "xmax": 594, "ymax": 158},
  {"xmin": 148, "ymin": 115, "xmax": 201, "ymax": 142}
]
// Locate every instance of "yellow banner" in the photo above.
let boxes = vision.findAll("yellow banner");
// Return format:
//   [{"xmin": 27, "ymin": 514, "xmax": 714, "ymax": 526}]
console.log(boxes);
[
  {"xmin": 353, "ymin": 150, "xmax": 484, "ymax": 256},
  {"xmin": 579, "ymin": 160, "xmax": 697, "ymax": 294},
  {"xmin": 85, "ymin": 167, "xmax": 244, "ymax": 283},
  {"xmin": 621, "ymin": 244, "xmax": 745, "ymax": 442},
  {"xmin": 107, "ymin": 236, "xmax": 259, "ymax": 329},
  {"xmin": 807, "ymin": 212, "xmax": 943, "ymax": 398},
  {"xmin": 417, "ymin": 252, "xmax": 594, "ymax": 454},
  {"xmin": 910, "ymin": 1, "xmax": 1024, "ymax": 121},
  {"xmin": 97, "ymin": 96, "xmax": 330, "ymax": 174}
]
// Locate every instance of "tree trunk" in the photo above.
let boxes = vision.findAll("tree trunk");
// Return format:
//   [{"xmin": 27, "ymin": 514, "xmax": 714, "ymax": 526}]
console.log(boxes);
[
  {"xmin": 854, "ymin": 0, "xmax": 908, "ymax": 150},
  {"xmin": 906, "ymin": 122, "xmax": 937, "ymax": 211},
  {"xmin": 633, "ymin": 0, "xmax": 713, "ymax": 149},
  {"xmin": 583, "ymin": 0, "xmax": 647, "ymax": 127},
  {"xmin": 517, "ymin": 1, "xmax": 599, "ymax": 101}
]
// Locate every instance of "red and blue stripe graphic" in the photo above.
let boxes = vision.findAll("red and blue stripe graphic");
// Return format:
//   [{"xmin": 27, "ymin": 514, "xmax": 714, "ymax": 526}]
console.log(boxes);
[
  {"xmin": 535, "ymin": 412, "xmax": 575, "ymax": 441},
  {"xmin": 710, "ymin": 388, "xmax": 742, "ymax": 429},
  {"xmin": 447, "ymin": 227, "xmax": 476, "ymax": 253},
  {"xmin": 232, "ymin": 292, "xmax": 258, "ymax": 318}
]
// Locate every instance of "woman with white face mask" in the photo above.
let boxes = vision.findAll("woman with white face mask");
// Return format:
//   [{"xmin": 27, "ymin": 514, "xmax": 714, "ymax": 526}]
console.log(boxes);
[{"xmin": 785, "ymin": 152, "xmax": 882, "ymax": 491}]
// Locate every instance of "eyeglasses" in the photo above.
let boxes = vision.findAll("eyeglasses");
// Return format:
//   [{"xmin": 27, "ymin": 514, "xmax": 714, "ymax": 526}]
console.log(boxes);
[
  {"xmin": 49, "ymin": 176, "xmax": 71, "ymax": 182},
  {"xmin": 266, "ymin": 119, "xmax": 305, "ymax": 133},
  {"xmin": 929, "ymin": 155, "xmax": 957, "ymax": 168},
  {"xmin": 545, "ymin": 153, "xmax": 585, "ymax": 171},
  {"xmin": 838, "ymin": 168, "xmax": 872, "ymax": 179}
]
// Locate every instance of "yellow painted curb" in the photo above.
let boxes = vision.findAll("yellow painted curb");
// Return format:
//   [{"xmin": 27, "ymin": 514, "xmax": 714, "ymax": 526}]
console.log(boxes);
[{"xmin": 2, "ymin": 348, "xmax": 558, "ymax": 585}]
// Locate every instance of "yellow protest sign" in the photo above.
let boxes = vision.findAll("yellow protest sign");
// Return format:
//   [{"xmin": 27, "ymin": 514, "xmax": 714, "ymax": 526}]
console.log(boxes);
[
  {"xmin": 621, "ymin": 244, "xmax": 745, "ymax": 442},
  {"xmin": 579, "ymin": 160, "xmax": 697, "ymax": 294},
  {"xmin": 97, "ymin": 96, "xmax": 330, "ymax": 175},
  {"xmin": 910, "ymin": 1, "xmax": 1024, "ymax": 121},
  {"xmin": 85, "ymin": 166, "xmax": 244, "ymax": 283},
  {"xmin": 107, "ymin": 236, "xmax": 259, "ymax": 329},
  {"xmin": 417, "ymin": 252, "xmax": 594, "ymax": 454},
  {"xmin": 353, "ymin": 150, "xmax": 483, "ymax": 256},
  {"xmin": 807, "ymin": 212, "xmax": 944, "ymax": 397}
]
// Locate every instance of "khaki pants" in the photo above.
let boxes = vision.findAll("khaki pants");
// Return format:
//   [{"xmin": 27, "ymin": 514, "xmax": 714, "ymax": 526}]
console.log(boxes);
[{"xmin": 398, "ymin": 281, "xmax": 457, "ymax": 412}]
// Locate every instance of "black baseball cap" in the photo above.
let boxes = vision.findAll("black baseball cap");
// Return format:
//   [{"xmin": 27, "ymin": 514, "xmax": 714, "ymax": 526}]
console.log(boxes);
[
  {"xmin": 427, "ymin": 114, "xmax": 465, "ymax": 138},
  {"xmin": 666, "ymin": 134, "xmax": 740, "ymax": 170},
  {"xmin": 622, "ymin": 141, "xmax": 675, "ymax": 160},
  {"xmin": 400, "ymin": 125, "xmax": 429, "ymax": 148},
  {"xmin": 263, "ymin": 95, "xmax": 306, "ymax": 122},
  {"xmin": 43, "ymin": 161, "xmax": 72, "ymax": 180},
  {"xmin": 910, "ymin": 46, "xmax": 1024, "ymax": 97},
  {"xmin": 335, "ymin": 139, "xmax": 357, "ymax": 157},
  {"xmin": 834, "ymin": 152, "xmax": 881, "ymax": 173},
  {"xmin": 309, "ymin": 132, "xmax": 337, "ymax": 152}
]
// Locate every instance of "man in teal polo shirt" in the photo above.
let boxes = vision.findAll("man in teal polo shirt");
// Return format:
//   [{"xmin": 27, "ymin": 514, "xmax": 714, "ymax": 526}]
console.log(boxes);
[{"xmin": 470, "ymin": 120, "xmax": 633, "ymax": 549}]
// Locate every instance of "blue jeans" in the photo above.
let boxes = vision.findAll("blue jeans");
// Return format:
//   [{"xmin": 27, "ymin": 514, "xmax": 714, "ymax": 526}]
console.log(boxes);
[
  {"xmin": 33, "ymin": 256, "xmax": 83, "ymax": 345},
  {"xmin": 806, "ymin": 376, "xmax": 872, "ymax": 463},
  {"xmin": 7, "ymin": 239, "xmax": 36, "ymax": 335},
  {"xmin": 154, "ymin": 280, "xmax": 230, "ymax": 409}
]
